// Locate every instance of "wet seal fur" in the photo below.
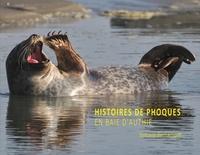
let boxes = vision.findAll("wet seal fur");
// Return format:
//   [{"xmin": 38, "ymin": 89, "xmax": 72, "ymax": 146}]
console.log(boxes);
[{"xmin": 6, "ymin": 31, "xmax": 196, "ymax": 96}]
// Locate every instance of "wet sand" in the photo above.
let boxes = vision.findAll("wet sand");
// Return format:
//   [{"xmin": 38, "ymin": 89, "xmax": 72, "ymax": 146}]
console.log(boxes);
[
  {"xmin": 0, "ymin": 0, "xmax": 91, "ymax": 30},
  {"xmin": 109, "ymin": 10, "xmax": 200, "ymax": 29},
  {"xmin": 98, "ymin": 0, "xmax": 200, "ymax": 29}
]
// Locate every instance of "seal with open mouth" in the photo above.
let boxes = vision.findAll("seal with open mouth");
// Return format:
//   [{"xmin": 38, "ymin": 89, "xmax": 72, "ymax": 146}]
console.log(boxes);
[{"xmin": 6, "ymin": 31, "xmax": 195, "ymax": 96}]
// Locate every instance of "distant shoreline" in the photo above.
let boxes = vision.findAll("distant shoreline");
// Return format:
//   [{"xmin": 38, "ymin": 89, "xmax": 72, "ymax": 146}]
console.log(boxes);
[{"xmin": 0, "ymin": 0, "xmax": 91, "ymax": 30}]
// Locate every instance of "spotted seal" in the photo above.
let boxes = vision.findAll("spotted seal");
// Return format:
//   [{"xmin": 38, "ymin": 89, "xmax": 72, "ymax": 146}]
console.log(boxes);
[{"xmin": 6, "ymin": 31, "xmax": 196, "ymax": 96}]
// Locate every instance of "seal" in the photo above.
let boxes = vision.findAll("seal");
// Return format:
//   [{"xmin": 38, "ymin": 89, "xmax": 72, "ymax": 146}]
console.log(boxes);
[{"xmin": 6, "ymin": 31, "xmax": 196, "ymax": 96}]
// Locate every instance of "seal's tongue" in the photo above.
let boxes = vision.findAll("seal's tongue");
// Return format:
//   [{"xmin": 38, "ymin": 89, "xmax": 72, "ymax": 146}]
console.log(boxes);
[{"xmin": 27, "ymin": 43, "xmax": 42, "ymax": 63}]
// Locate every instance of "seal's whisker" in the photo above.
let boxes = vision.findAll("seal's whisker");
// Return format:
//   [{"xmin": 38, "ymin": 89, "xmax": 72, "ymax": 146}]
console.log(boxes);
[
  {"xmin": 20, "ymin": 51, "xmax": 29, "ymax": 70},
  {"xmin": 20, "ymin": 41, "xmax": 28, "ymax": 50},
  {"xmin": 18, "ymin": 51, "xmax": 25, "ymax": 69},
  {"xmin": 17, "ymin": 41, "xmax": 33, "ymax": 71},
  {"xmin": 44, "ymin": 40, "xmax": 52, "ymax": 48},
  {"xmin": 18, "ymin": 44, "xmax": 28, "ymax": 63},
  {"xmin": 18, "ymin": 53, "xmax": 25, "ymax": 71}
]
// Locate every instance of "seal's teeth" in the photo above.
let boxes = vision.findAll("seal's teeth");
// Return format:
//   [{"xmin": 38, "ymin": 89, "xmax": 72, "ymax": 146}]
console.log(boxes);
[
  {"xmin": 64, "ymin": 32, "xmax": 67, "ymax": 35},
  {"xmin": 58, "ymin": 30, "xmax": 62, "ymax": 34}
]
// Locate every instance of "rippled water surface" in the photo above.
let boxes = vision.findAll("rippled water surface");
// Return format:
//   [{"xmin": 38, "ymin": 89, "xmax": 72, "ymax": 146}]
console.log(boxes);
[{"xmin": 0, "ymin": 16, "xmax": 200, "ymax": 155}]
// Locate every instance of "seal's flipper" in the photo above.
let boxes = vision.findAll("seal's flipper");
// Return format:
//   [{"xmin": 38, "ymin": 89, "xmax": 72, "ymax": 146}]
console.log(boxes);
[
  {"xmin": 139, "ymin": 44, "xmax": 195, "ymax": 82},
  {"xmin": 44, "ymin": 31, "xmax": 88, "ymax": 74}
]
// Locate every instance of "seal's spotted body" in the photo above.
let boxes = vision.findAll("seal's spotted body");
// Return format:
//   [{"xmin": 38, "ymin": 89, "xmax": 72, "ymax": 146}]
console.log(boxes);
[
  {"xmin": 6, "ymin": 32, "xmax": 195, "ymax": 96},
  {"xmin": 83, "ymin": 66, "xmax": 168, "ymax": 95}
]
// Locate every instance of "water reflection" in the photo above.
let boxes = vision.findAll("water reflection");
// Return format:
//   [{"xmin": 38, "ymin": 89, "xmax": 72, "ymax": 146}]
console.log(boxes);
[
  {"xmin": 137, "ymin": 91, "xmax": 195, "ymax": 132},
  {"xmin": 92, "ymin": 91, "xmax": 194, "ymax": 131},
  {"xmin": 6, "ymin": 91, "xmax": 195, "ymax": 154},
  {"xmin": 6, "ymin": 95, "xmax": 88, "ymax": 153}
]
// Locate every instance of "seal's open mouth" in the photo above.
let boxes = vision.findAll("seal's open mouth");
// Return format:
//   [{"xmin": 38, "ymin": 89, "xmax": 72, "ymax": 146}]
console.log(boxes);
[{"xmin": 27, "ymin": 41, "xmax": 48, "ymax": 64}]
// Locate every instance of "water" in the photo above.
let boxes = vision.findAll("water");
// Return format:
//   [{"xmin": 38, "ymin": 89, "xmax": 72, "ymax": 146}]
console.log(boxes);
[{"xmin": 1, "ymin": 2, "xmax": 200, "ymax": 155}]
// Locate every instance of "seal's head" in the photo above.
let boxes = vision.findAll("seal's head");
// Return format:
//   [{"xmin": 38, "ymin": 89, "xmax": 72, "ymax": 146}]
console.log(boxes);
[
  {"xmin": 6, "ymin": 32, "xmax": 89, "ymax": 96},
  {"xmin": 6, "ymin": 34, "xmax": 50, "ymax": 94}
]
